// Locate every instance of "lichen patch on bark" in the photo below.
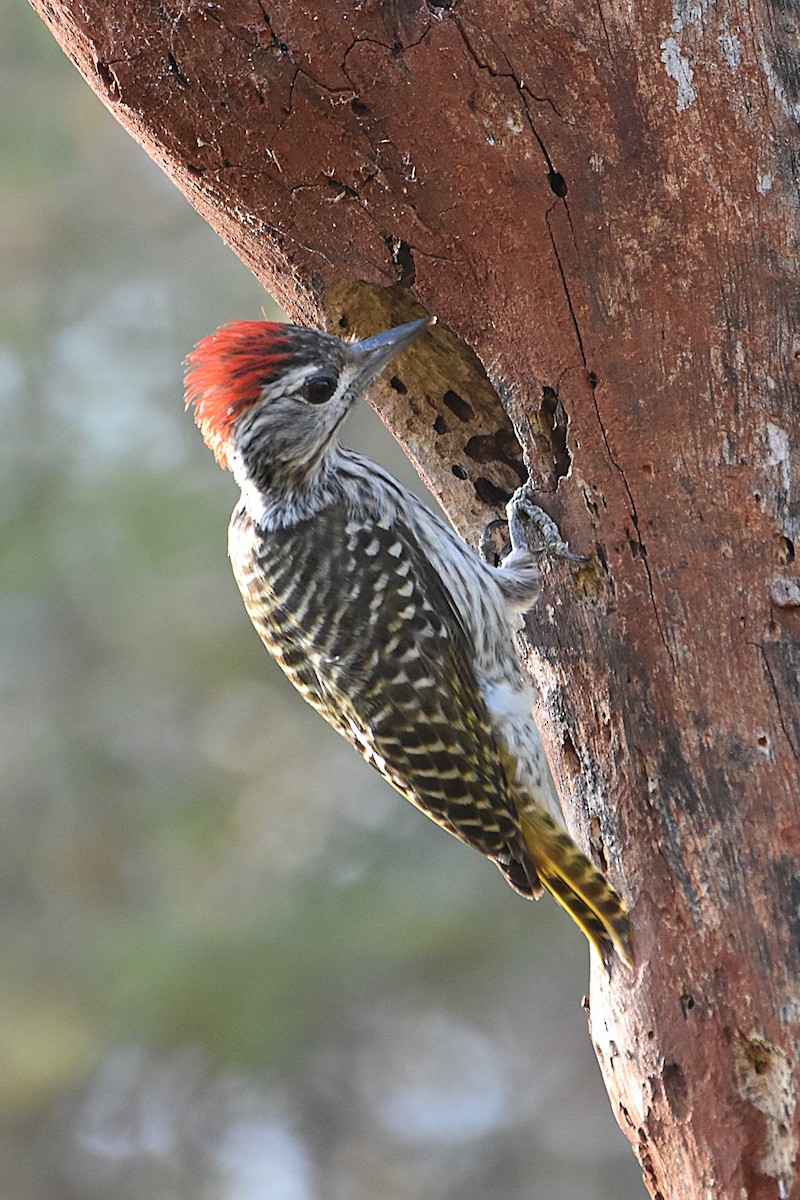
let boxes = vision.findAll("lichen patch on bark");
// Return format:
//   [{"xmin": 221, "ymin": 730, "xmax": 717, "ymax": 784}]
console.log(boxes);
[{"xmin": 734, "ymin": 1034, "xmax": 797, "ymax": 1198}]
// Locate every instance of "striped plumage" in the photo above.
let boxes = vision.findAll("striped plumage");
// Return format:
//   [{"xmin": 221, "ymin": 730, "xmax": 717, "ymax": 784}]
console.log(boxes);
[{"xmin": 186, "ymin": 316, "xmax": 632, "ymax": 968}]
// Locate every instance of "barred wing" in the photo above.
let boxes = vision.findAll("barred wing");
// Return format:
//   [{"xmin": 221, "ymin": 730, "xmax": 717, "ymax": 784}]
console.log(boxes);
[{"xmin": 230, "ymin": 501, "xmax": 535, "ymax": 893}]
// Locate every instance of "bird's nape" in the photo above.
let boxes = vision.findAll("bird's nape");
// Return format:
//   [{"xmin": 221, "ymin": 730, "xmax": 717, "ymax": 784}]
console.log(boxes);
[{"xmin": 184, "ymin": 321, "xmax": 292, "ymax": 469}]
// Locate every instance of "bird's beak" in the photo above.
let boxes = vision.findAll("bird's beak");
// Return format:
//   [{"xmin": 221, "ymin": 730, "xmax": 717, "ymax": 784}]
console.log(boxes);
[{"xmin": 348, "ymin": 316, "xmax": 435, "ymax": 390}]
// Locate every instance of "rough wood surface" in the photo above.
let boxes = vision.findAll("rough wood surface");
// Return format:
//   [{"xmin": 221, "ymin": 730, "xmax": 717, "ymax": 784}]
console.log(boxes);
[{"xmin": 29, "ymin": 0, "xmax": 800, "ymax": 1195}]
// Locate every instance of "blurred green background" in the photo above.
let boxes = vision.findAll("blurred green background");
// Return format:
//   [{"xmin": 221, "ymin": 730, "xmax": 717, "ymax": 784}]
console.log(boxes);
[{"xmin": 1, "ymin": 4, "xmax": 644, "ymax": 1197}]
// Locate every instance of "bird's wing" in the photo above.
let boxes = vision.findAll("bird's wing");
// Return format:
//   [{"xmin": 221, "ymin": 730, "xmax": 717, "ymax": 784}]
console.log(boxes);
[{"xmin": 235, "ymin": 501, "xmax": 534, "ymax": 887}]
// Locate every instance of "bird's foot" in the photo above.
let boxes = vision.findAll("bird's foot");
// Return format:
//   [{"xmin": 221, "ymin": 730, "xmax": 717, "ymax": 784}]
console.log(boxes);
[{"xmin": 506, "ymin": 484, "xmax": 590, "ymax": 564}]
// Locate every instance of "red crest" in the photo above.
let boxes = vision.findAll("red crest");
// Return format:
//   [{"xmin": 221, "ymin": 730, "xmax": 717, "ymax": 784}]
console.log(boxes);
[{"xmin": 184, "ymin": 321, "xmax": 291, "ymax": 470}]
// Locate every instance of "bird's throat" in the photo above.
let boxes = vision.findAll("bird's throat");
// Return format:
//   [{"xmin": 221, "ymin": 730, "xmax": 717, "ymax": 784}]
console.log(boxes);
[{"xmin": 235, "ymin": 442, "xmax": 343, "ymax": 532}]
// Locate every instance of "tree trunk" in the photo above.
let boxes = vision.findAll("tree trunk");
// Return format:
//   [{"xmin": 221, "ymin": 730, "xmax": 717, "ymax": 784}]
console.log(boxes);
[{"xmin": 29, "ymin": 0, "xmax": 800, "ymax": 1195}]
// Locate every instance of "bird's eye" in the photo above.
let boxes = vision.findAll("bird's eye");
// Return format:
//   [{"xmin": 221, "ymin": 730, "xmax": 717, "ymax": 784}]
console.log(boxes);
[{"xmin": 304, "ymin": 374, "xmax": 337, "ymax": 405}]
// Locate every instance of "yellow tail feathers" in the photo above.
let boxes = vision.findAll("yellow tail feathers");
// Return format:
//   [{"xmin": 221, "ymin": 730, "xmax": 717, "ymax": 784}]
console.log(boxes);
[{"xmin": 519, "ymin": 807, "xmax": 632, "ymax": 969}]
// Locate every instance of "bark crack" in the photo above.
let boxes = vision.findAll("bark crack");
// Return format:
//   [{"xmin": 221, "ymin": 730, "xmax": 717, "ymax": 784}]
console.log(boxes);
[
  {"xmin": 451, "ymin": 17, "xmax": 566, "ymax": 122},
  {"xmin": 256, "ymin": 5, "xmax": 361, "ymax": 101},
  {"xmin": 545, "ymin": 199, "xmax": 587, "ymax": 366},
  {"xmin": 341, "ymin": 22, "xmax": 433, "ymax": 84},
  {"xmin": 585, "ymin": 367, "xmax": 678, "ymax": 677},
  {"xmin": 594, "ymin": 0, "xmax": 613, "ymax": 58},
  {"xmin": 758, "ymin": 643, "xmax": 800, "ymax": 760},
  {"xmin": 255, "ymin": 2, "xmax": 292, "ymax": 55},
  {"xmin": 517, "ymin": 88, "xmax": 569, "ymax": 194}
]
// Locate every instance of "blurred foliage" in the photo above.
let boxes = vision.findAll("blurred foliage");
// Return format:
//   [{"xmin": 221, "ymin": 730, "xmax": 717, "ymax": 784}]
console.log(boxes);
[{"xmin": 1, "ymin": 3, "xmax": 644, "ymax": 1197}]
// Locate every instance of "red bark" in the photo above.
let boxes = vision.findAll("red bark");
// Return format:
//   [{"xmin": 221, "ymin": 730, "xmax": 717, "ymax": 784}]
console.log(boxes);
[{"xmin": 29, "ymin": 1, "xmax": 800, "ymax": 1196}]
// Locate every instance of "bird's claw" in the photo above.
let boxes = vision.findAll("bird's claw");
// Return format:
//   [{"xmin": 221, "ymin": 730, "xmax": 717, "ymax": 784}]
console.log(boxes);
[
  {"xmin": 480, "ymin": 487, "xmax": 590, "ymax": 567},
  {"xmin": 506, "ymin": 484, "xmax": 591, "ymax": 564},
  {"xmin": 479, "ymin": 518, "xmax": 510, "ymax": 565}
]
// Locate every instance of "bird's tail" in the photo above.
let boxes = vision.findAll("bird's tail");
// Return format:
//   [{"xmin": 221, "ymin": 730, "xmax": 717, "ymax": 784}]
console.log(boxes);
[{"xmin": 518, "ymin": 805, "xmax": 632, "ymax": 970}]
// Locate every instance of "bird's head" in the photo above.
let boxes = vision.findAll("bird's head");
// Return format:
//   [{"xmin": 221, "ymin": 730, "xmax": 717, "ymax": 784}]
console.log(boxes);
[{"xmin": 185, "ymin": 316, "xmax": 433, "ymax": 489}]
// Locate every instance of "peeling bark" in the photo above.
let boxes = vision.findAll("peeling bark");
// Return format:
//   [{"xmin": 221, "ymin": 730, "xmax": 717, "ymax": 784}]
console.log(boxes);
[{"xmin": 28, "ymin": 0, "xmax": 800, "ymax": 1196}]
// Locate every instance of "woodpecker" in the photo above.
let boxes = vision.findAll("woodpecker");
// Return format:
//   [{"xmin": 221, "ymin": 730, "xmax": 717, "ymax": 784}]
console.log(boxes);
[{"xmin": 185, "ymin": 316, "xmax": 631, "ymax": 967}]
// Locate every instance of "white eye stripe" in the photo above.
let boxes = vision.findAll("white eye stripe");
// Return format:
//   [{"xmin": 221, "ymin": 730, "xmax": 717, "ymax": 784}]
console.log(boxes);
[
  {"xmin": 259, "ymin": 364, "xmax": 323, "ymax": 402},
  {"xmin": 256, "ymin": 364, "xmax": 354, "ymax": 408}
]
